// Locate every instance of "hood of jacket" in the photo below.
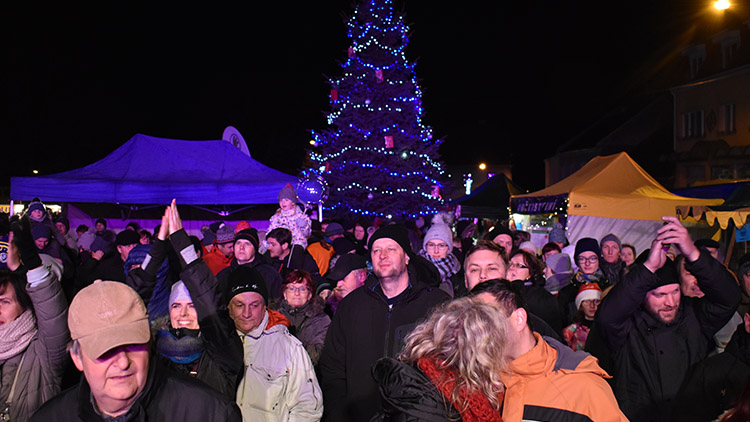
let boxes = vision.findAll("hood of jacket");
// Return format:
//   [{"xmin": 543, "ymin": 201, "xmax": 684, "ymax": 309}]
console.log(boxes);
[{"xmin": 506, "ymin": 332, "xmax": 611, "ymax": 381}]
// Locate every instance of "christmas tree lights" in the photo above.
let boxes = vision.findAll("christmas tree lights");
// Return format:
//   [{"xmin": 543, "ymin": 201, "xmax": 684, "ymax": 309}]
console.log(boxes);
[{"xmin": 306, "ymin": 0, "xmax": 447, "ymax": 219}]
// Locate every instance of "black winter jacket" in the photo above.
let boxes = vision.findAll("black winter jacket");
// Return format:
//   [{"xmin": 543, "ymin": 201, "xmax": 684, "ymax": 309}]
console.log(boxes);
[
  {"xmin": 673, "ymin": 323, "xmax": 750, "ymax": 422},
  {"xmin": 371, "ymin": 357, "xmax": 460, "ymax": 422},
  {"xmin": 29, "ymin": 359, "xmax": 241, "ymax": 422},
  {"xmin": 596, "ymin": 251, "xmax": 740, "ymax": 421},
  {"xmin": 319, "ymin": 270, "xmax": 449, "ymax": 422},
  {"xmin": 128, "ymin": 231, "xmax": 244, "ymax": 400},
  {"xmin": 216, "ymin": 256, "xmax": 283, "ymax": 303}
]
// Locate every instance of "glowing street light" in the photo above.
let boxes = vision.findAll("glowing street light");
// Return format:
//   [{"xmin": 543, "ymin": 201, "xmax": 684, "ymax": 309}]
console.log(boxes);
[
  {"xmin": 714, "ymin": 0, "xmax": 730, "ymax": 10},
  {"xmin": 32, "ymin": 170, "xmax": 39, "ymax": 174},
  {"xmin": 478, "ymin": 163, "xmax": 487, "ymax": 170}
]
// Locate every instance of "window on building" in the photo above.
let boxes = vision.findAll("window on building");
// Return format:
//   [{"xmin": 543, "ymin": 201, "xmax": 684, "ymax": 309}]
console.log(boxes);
[
  {"xmin": 682, "ymin": 44, "xmax": 706, "ymax": 79},
  {"xmin": 722, "ymin": 103, "xmax": 736, "ymax": 134},
  {"xmin": 682, "ymin": 110, "xmax": 705, "ymax": 139},
  {"xmin": 713, "ymin": 30, "xmax": 741, "ymax": 70}
]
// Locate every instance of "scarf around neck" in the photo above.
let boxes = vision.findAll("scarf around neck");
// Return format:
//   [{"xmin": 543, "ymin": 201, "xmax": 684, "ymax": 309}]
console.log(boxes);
[
  {"xmin": 0, "ymin": 309, "xmax": 37, "ymax": 361},
  {"xmin": 418, "ymin": 249, "xmax": 461, "ymax": 282},
  {"xmin": 573, "ymin": 268, "xmax": 608, "ymax": 289},
  {"xmin": 155, "ymin": 329, "xmax": 204, "ymax": 364}
]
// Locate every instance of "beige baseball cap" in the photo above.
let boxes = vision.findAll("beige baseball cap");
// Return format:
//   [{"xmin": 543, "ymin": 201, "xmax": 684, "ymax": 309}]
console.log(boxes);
[{"xmin": 68, "ymin": 281, "xmax": 151, "ymax": 359}]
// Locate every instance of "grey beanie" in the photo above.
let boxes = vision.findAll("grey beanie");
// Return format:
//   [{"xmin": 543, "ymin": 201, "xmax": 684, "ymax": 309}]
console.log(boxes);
[
  {"xmin": 600, "ymin": 233, "xmax": 621, "ymax": 249},
  {"xmin": 546, "ymin": 253, "xmax": 573, "ymax": 275},
  {"xmin": 422, "ymin": 224, "xmax": 453, "ymax": 250}
]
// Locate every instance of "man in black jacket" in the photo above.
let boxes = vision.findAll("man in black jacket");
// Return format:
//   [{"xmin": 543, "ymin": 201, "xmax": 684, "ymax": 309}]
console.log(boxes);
[
  {"xmin": 216, "ymin": 228, "xmax": 283, "ymax": 302},
  {"xmin": 596, "ymin": 216, "xmax": 740, "ymax": 421},
  {"xmin": 30, "ymin": 279, "xmax": 241, "ymax": 421},
  {"xmin": 319, "ymin": 224, "xmax": 449, "ymax": 422}
]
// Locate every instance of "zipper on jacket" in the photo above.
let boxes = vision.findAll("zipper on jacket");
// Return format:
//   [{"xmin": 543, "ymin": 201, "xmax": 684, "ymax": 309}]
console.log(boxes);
[{"xmin": 383, "ymin": 305, "xmax": 392, "ymax": 357}]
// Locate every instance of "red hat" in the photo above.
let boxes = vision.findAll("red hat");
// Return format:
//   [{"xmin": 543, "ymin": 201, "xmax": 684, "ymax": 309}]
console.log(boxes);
[{"xmin": 575, "ymin": 283, "xmax": 602, "ymax": 310}]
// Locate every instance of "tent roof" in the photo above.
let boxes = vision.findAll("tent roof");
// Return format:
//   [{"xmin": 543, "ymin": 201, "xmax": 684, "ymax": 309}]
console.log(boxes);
[
  {"xmin": 11, "ymin": 134, "xmax": 299, "ymax": 205},
  {"xmin": 511, "ymin": 152, "xmax": 723, "ymax": 220},
  {"xmin": 449, "ymin": 174, "xmax": 523, "ymax": 219}
]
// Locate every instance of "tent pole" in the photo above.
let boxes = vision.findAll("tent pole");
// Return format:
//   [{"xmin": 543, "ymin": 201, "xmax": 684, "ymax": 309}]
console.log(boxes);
[
  {"xmin": 318, "ymin": 203, "xmax": 323, "ymax": 222},
  {"xmin": 725, "ymin": 220, "xmax": 736, "ymax": 266},
  {"xmin": 9, "ymin": 200, "xmax": 13, "ymax": 216}
]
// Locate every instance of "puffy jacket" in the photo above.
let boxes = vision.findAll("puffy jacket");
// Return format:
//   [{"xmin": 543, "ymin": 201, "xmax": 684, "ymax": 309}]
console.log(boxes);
[
  {"xmin": 268, "ymin": 206, "xmax": 312, "ymax": 248},
  {"xmin": 236, "ymin": 310, "xmax": 323, "ymax": 421},
  {"xmin": 319, "ymin": 270, "xmax": 450, "ymax": 422},
  {"xmin": 274, "ymin": 296, "xmax": 331, "ymax": 365},
  {"xmin": 0, "ymin": 262, "xmax": 69, "ymax": 422},
  {"xmin": 501, "ymin": 333, "xmax": 627, "ymax": 422},
  {"xmin": 371, "ymin": 358, "xmax": 460, "ymax": 422},
  {"xmin": 673, "ymin": 323, "xmax": 750, "ymax": 422},
  {"xmin": 596, "ymin": 251, "xmax": 740, "ymax": 421},
  {"xmin": 29, "ymin": 358, "xmax": 241, "ymax": 422}
]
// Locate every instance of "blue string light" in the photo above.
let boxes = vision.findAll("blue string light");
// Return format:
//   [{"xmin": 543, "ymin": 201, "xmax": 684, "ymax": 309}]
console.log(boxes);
[{"xmin": 306, "ymin": 0, "xmax": 446, "ymax": 218}]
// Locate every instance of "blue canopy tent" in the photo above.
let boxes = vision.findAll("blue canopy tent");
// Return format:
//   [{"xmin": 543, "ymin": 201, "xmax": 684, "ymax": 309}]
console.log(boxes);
[{"xmin": 11, "ymin": 134, "xmax": 299, "ymax": 206}]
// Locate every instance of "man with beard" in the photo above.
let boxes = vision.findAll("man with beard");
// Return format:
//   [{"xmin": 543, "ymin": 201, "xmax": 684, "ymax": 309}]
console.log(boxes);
[
  {"xmin": 596, "ymin": 216, "xmax": 740, "ymax": 422},
  {"xmin": 319, "ymin": 224, "xmax": 449, "ymax": 422}
]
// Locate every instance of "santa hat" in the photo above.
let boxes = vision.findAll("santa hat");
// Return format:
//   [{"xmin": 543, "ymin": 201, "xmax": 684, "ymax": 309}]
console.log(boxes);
[{"xmin": 575, "ymin": 283, "xmax": 602, "ymax": 310}]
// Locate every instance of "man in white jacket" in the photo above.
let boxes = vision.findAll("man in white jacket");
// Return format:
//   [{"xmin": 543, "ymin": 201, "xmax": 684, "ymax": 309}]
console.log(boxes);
[{"xmin": 227, "ymin": 265, "xmax": 322, "ymax": 422}]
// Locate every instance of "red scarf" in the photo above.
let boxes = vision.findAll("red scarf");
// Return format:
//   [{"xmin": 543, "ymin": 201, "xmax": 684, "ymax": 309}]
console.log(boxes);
[{"xmin": 417, "ymin": 357, "xmax": 504, "ymax": 422}]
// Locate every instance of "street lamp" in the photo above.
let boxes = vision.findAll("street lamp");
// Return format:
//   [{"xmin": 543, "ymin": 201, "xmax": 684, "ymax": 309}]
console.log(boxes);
[
  {"xmin": 714, "ymin": 0, "xmax": 730, "ymax": 10},
  {"xmin": 478, "ymin": 163, "xmax": 487, "ymax": 170}
]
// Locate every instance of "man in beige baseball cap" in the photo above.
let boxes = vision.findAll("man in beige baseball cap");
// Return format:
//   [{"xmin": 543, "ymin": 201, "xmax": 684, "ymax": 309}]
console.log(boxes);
[{"xmin": 31, "ymin": 279, "xmax": 241, "ymax": 421}]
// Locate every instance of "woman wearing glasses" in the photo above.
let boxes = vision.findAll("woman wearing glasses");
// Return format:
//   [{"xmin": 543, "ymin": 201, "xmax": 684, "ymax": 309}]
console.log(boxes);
[
  {"xmin": 274, "ymin": 270, "xmax": 331, "ymax": 365},
  {"xmin": 507, "ymin": 249, "xmax": 566, "ymax": 336},
  {"xmin": 418, "ymin": 223, "xmax": 461, "ymax": 297},
  {"xmin": 558, "ymin": 238, "xmax": 612, "ymax": 324}
]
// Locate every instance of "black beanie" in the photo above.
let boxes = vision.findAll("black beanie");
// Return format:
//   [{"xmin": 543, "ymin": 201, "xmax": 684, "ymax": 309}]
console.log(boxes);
[
  {"xmin": 227, "ymin": 266, "xmax": 268, "ymax": 305},
  {"xmin": 235, "ymin": 228, "xmax": 260, "ymax": 253},
  {"xmin": 575, "ymin": 238, "xmax": 601, "ymax": 261},
  {"xmin": 368, "ymin": 224, "xmax": 412, "ymax": 256}
]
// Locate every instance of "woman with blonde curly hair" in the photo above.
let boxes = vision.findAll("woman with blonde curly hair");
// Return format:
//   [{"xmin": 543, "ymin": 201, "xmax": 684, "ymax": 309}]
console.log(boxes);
[{"xmin": 372, "ymin": 297, "xmax": 510, "ymax": 422}]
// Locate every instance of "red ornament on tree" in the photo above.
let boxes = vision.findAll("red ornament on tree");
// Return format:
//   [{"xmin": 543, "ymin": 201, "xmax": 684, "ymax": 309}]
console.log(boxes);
[
  {"xmin": 324, "ymin": 162, "xmax": 331, "ymax": 172},
  {"xmin": 431, "ymin": 185, "xmax": 440, "ymax": 198},
  {"xmin": 375, "ymin": 69, "xmax": 383, "ymax": 82},
  {"xmin": 384, "ymin": 135, "xmax": 394, "ymax": 148},
  {"xmin": 330, "ymin": 89, "xmax": 338, "ymax": 102},
  {"xmin": 348, "ymin": 46, "xmax": 355, "ymax": 58}
]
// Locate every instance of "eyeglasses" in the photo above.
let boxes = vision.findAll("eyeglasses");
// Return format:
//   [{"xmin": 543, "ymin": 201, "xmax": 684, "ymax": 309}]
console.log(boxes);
[
  {"xmin": 509, "ymin": 262, "xmax": 528, "ymax": 270},
  {"xmin": 581, "ymin": 299, "xmax": 601, "ymax": 306},
  {"xmin": 286, "ymin": 286, "xmax": 309, "ymax": 294},
  {"xmin": 578, "ymin": 256, "xmax": 599, "ymax": 264},
  {"xmin": 426, "ymin": 242, "xmax": 449, "ymax": 250}
]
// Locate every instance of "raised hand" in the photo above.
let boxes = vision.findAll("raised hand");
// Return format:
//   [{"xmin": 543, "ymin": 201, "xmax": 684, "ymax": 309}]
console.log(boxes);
[{"xmin": 656, "ymin": 216, "xmax": 700, "ymax": 262}]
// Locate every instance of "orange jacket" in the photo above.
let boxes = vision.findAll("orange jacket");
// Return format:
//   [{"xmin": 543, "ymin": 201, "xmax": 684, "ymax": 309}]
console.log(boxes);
[
  {"xmin": 501, "ymin": 333, "xmax": 628, "ymax": 422},
  {"xmin": 202, "ymin": 248, "xmax": 233, "ymax": 275},
  {"xmin": 307, "ymin": 241, "xmax": 335, "ymax": 275}
]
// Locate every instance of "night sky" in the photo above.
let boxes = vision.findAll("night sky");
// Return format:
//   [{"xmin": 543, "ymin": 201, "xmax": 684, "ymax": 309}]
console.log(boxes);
[{"xmin": 4, "ymin": 1, "xmax": 713, "ymax": 195}]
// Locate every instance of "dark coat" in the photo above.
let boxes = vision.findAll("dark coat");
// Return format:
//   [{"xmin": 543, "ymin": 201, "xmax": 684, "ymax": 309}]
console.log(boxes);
[
  {"xmin": 266, "ymin": 244, "xmax": 322, "ymax": 289},
  {"xmin": 511, "ymin": 277, "xmax": 565, "ymax": 336},
  {"xmin": 596, "ymin": 251, "xmax": 740, "ymax": 421},
  {"xmin": 128, "ymin": 231, "xmax": 244, "ymax": 400},
  {"xmin": 273, "ymin": 296, "xmax": 331, "ymax": 365},
  {"xmin": 29, "ymin": 359, "xmax": 241, "ymax": 422},
  {"xmin": 216, "ymin": 256, "xmax": 283, "ymax": 303},
  {"xmin": 319, "ymin": 269, "xmax": 450, "ymax": 422},
  {"xmin": 371, "ymin": 358, "xmax": 460, "ymax": 422},
  {"xmin": 673, "ymin": 324, "xmax": 750, "ymax": 422}
]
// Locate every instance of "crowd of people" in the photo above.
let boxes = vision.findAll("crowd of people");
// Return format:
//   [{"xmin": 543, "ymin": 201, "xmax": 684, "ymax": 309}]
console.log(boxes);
[{"xmin": 1, "ymin": 185, "xmax": 750, "ymax": 422}]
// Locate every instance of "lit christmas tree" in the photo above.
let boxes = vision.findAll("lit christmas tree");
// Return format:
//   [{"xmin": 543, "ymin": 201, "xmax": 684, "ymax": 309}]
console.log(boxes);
[{"xmin": 306, "ymin": 0, "xmax": 447, "ymax": 219}]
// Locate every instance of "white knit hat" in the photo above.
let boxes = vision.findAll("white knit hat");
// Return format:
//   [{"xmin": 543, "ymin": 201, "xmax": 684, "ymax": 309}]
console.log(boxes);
[{"xmin": 168, "ymin": 281, "xmax": 192, "ymax": 307}]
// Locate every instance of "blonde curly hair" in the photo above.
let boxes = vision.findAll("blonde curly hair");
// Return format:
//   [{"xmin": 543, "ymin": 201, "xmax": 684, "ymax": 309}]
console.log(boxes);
[{"xmin": 399, "ymin": 297, "xmax": 510, "ymax": 411}]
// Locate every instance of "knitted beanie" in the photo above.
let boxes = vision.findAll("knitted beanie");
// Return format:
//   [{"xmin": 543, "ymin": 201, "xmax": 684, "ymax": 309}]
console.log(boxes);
[
  {"xmin": 422, "ymin": 223, "xmax": 453, "ymax": 250},
  {"xmin": 278, "ymin": 184, "xmax": 297, "ymax": 202},
  {"xmin": 575, "ymin": 238, "xmax": 601, "ymax": 261}
]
